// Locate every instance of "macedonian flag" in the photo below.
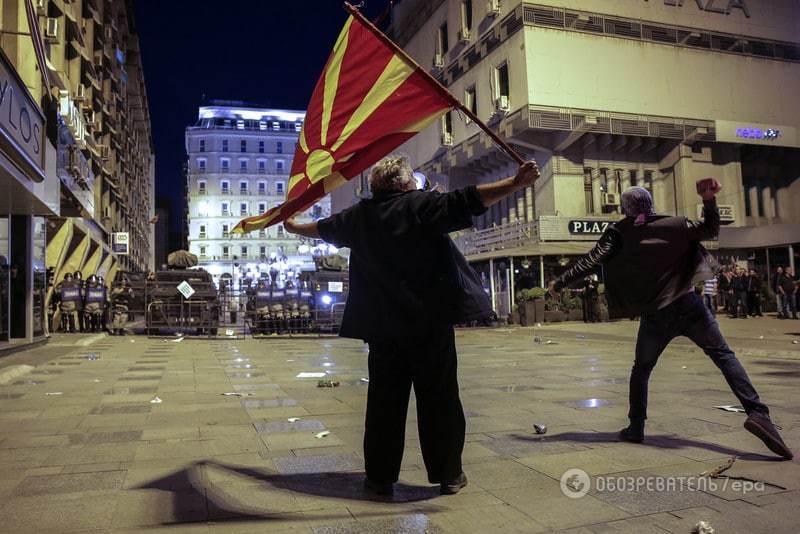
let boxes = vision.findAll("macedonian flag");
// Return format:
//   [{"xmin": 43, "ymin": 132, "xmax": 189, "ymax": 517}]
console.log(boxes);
[{"xmin": 233, "ymin": 7, "xmax": 455, "ymax": 233}]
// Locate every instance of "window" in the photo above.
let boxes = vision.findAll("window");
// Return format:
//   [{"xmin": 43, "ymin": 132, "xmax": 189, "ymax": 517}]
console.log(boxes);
[
  {"xmin": 437, "ymin": 22, "xmax": 449, "ymax": 56},
  {"xmin": 222, "ymin": 245, "xmax": 230, "ymax": 258},
  {"xmin": 198, "ymin": 181, "xmax": 206, "ymax": 194},
  {"xmin": 258, "ymin": 160, "xmax": 266, "ymax": 173},
  {"xmin": 239, "ymin": 181, "xmax": 248, "ymax": 194},
  {"xmin": 461, "ymin": 0, "xmax": 473, "ymax": 32},
  {"xmin": 240, "ymin": 139, "xmax": 246, "ymax": 152},
  {"xmin": 236, "ymin": 119, "xmax": 244, "ymax": 130},
  {"xmin": 258, "ymin": 141, "xmax": 265, "ymax": 153},
  {"xmin": 465, "ymin": 86, "xmax": 477, "ymax": 119},
  {"xmin": 220, "ymin": 158, "xmax": 230, "ymax": 172},
  {"xmin": 258, "ymin": 202, "xmax": 266, "ymax": 214},
  {"xmin": 276, "ymin": 181, "xmax": 285, "ymax": 195},
  {"xmin": 295, "ymin": 122, "xmax": 302, "ymax": 132},
  {"xmin": 276, "ymin": 160, "xmax": 284, "ymax": 172},
  {"xmin": 239, "ymin": 159, "xmax": 247, "ymax": 172},
  {"xmin": 272, "ymin": 121, "xmax": 280, "ymax": 131},
  {"xmin": 197, "ymin": 158, "xmax": 206, "ymax": 172},
  {"xmin": 240, "ymin": 202, "xmax": 248, "ymax": 215},
  {"xmin": 222, "ymin": 139, "xmax": 229, "ymax": 152},
  {"xmin": 199, "ymin": 139, "xmax": 205, "ymax": 152},
  {"xmin": 643, "ymin": 170, "xmax": 654, "ymax": 191},
  {"xmin": 199, "ymin": 224, "xmax": 206, "ymax": 238},
  {"xmin": 277, "ymin": 224, "xmax": 284, "ymax": 237},
  {"xmin": 583, "ymin": 168, "xmax": 594, "ymax": 214},
  {"xmin": 258, "ymin": 181, "xmax": 267, "ymax": 194},
  {"xmin": 199, "ymin": 245, "xmax": 207, "ymax": 257},
  {"xmin": 221, "ymin": 180, "xmax": 230, "ymax": 194},
  {"xmin": 260, "ymin": 246, "xmax": 267, "ymax": 258},
  {"xmin": 496, "ymin": 62, "xmax": 509, "ymax": 99},
  {"xmin": 240, "ymin": 245, "xmax": 248, "ymax": 258},
  {"xmin": 221, "ymin": 202, "xmax": 229, "ymax": 216},
  {"xmin": 222, "ymin": 223, "xmax": 230, "ymax": 237},
  {"xmin": 442, "ymin": 111, "xmax": 453, "ymax": 135},
  {"xmin": 629, "ymin": 170, "xmax": 638, "ymax": 187},
  {"xmin": 276, "ymin": 141, "xmax": 283, "ymax": 154}
]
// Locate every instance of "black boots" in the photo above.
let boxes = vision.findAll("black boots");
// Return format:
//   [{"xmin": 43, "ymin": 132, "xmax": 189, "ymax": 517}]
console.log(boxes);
[
  {"xmin": 744, "ymin": 412, "xmax": 794, "ymax": 460},
  {"xmin": 619, "ymin": 419, "xmax": 645, "ymax": 443}
]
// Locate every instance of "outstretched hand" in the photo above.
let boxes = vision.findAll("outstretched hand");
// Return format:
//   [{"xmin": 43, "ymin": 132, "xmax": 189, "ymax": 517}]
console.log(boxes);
[{"xmin": 696, "ymin": 178, "xmax": 721, "ymax": 201}]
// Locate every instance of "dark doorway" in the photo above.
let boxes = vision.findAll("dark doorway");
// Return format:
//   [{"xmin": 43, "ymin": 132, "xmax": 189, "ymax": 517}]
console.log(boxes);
[{"xmin": 10, "ymin": 215, "xmax": 28, "ymax": 339}]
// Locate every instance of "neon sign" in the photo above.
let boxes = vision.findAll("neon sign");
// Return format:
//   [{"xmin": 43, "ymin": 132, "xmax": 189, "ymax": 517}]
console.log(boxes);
[{"xmin": 735, "ymin": 127, "xmax": 781, "ymax": 141}]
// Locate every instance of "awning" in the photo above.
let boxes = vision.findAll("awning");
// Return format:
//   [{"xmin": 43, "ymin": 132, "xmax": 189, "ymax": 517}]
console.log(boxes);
[
  {"xmin": 466, "ymin": 241, "xmax": 597, "ymax": 262},
  {"xmin": 719, "ymin": 223, "xmax": 800, "ymax": 249}
]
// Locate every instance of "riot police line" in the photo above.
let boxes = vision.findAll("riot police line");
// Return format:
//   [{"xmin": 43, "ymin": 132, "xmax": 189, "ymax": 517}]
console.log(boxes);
[{"xmin": 50, "ymin": 271, "xmax": 133, "ymax": 335}]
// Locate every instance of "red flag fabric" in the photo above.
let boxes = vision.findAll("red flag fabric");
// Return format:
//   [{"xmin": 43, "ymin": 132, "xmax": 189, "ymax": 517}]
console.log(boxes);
[{"xmin": 233, "ymin": 12, "xmax": 453, "ymax": 233}]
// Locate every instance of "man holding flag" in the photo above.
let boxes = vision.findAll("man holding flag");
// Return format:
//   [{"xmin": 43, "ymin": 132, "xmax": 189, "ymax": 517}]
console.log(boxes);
[
  {"xmin": 285, "ymin": 157, "xmax": 540, "ymax": 495},
  {"xmin": 233, "ymin": 3, "xmax": 539, "ymax": 494}
]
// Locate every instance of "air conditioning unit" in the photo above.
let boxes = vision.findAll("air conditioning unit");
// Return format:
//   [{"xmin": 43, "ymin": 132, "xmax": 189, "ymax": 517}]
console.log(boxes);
[
  {"xmin": 441, "ymin": 132, "xmax": 454, "ymax": 146},
  {"xmin": 45, "ymin": 18, "xmax": 58, "ymax": 42},
  {"xmin": 433, "ymin": 53, "xmax": 444, "ymax": 69},
  {"xmin": 458, "ymin": 28, "xmax": 471, "ymax": 43},
  {"xmin": 75, "ymin": 84, "xmax": 87, "ymax": 101},
  {"xmin": 487, "ymin": 0, "xmax": 501, "ymax": 16},
  {"xmin": 35, "ymin": 0, "xmax": 47, "ymax": 15},
  {"xmin": 495, "ymin": 95, "xmax": 510, "ymax": 112},
  {"xmin": 603, "ymin": 193, "xmax": 620, "ymax": 206}
]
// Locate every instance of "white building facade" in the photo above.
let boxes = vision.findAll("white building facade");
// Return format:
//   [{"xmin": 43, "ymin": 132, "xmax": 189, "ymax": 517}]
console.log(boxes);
[
  {"xmin": 351, "ymin": 0, "xmax": 800, "ymax": 317},
  {"xmin": 185, "ymin": 102, "xmax": 331, "ymax": 288}
]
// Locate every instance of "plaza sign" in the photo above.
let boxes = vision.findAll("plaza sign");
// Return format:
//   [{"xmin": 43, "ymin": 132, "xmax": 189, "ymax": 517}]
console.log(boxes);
[
  {"xmin": 539, "ymin": 216, "xmax": 618, "ymax": 242},
  {"xmin": 568, "ymin": 220, "xmax": 611, "ymax": 235},
  {"xmin": 651, "ymin": 0, "xmax": 750, "ymax": 17},
  {"xmin": 0, "ymin": 50, "xmax": 45, "ymax": 182}
]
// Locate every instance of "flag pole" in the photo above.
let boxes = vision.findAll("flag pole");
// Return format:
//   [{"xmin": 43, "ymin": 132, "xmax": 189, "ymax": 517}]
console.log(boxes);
[{"xmin": 343, "ymin": 2, "xmax": 525, "ymax": 165}]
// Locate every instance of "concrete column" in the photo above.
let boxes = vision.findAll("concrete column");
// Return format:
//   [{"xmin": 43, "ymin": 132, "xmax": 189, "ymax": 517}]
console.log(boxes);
[
  {"xmin": 761, "ymin": 185, "xmax": 774, "ymax": 219},
  {"xmin": 525, "ymin": 186, "xmax": 534, "ymax": 221},
  {"xmin": 653, "ymin": 173, "xmax": 667, "ymax": 214},
  {"xmin": 489, "ymin": 258, "xmax": 496, "ymax": 312},
  {"xmin": 748, "ymin": 186, "xmax": 759, "ymax": 218},
  {"xmin": 516, "ymin": 193, "xmax": 525, "ymax": 223},
  {"xmin": 776, "ymin": 186, "xmax": 791, "ymax": 222},
  {"xmin": 539, "ymin": 255, "xmax": 545, "ymax": 288},
  {"xmin": 789, "ymin": 244, "xmax": 795, "ymax": 273},
  {"xmin": 591, "ymin": 172, "xmax": 602, "ymax": 215},
  {"xmin": 501, "ymin": 198, "xmax": 509, "ymax": 225}
]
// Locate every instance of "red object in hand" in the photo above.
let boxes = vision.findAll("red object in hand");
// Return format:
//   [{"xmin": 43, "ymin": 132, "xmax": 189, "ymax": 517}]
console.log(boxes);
[{"xmin": 696, "ymin": 178, "xmax": 721, "ymax": 200}]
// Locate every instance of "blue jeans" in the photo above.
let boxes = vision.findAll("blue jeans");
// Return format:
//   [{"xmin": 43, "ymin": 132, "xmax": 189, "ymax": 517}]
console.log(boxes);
[
  {"xmin": 780, "ymin": 292, "xmax": 796, "ymax": 317},
  {"xmin": 629, "ymin": 292, "xmax": 769, "ymax": 421}
]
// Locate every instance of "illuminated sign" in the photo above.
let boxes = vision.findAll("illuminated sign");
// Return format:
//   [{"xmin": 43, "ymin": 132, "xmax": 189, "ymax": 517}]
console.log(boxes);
[
  {"xmin": 697, "ymin": 203, "xmax": 735, "ymax": 225},
  {"xmin": 0, "ymin": 50, "xmax": 45, "ymax": 181},
  {"xmin": 654, "ymin": 0, "xmax": 750, "ymax": 17},
  {"xmin": 735, "ymin": 127, "xmax": 781, "ymax": 141},
  {"xmin": 112, "ymin": 232, "xmax": 129, "ymax": 255},
  {"xmin": 569, "ymin": 220, "xmax": 611, "ymax": 235}
]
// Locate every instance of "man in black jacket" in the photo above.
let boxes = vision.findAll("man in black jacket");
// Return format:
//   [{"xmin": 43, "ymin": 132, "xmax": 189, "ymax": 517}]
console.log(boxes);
[
  {"xmin": 285, "ymin": 156, "xmax": 541, "ymax": 494},
  {"xmin": 730, "ymin": 268, "xmax": 749, "ymax": 319},
  {"xmin": 550, "ymin": 179, "xmax": 792, "ymax": 460}
]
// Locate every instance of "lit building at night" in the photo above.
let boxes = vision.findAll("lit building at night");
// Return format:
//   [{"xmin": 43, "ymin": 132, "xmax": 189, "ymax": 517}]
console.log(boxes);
[
  {"xmin": 185, "ymin": 102, "xmax": 332, "ymax": 289},
  {"xmin": 331, "ymin": 0, "xmax": 800, "ymax": 318}
]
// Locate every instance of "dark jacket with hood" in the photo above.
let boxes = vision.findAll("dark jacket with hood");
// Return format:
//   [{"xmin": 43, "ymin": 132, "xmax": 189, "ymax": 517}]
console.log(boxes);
[
  {"xmin": 554, "ymin": 199, "xmax": 720, "ymax": 319},
  {"xmin": 317, "ymin": 186, "xmax": 492, "ymax": 341}
]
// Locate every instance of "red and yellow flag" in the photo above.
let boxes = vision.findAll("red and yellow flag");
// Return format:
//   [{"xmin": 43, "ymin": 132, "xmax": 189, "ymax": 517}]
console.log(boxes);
[{"xmin": 233, "ymin": 10, "xmax": 454, "ymax": 233}]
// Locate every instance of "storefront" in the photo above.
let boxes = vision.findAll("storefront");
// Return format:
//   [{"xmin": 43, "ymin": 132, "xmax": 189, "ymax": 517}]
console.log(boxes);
[{"xmin": 0, "ymin": 49, "xmax": 60, "ymax": 349}]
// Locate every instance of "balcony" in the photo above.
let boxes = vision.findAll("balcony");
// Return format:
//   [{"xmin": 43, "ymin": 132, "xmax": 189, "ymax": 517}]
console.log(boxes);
[
  {"xmin": 198, "ymin": 232, "xmax": 207, "ymax": 239},
  {"xmin": 220, "ymin": 189, "xmax": 231, "ymax": 195},
  {"xmin": 239, "ymin": 189, "xmax": 249, "ymax": 196},
  {"xmin": 222, "ymin": 232, "xmax": 230, "ymax": 239},
  {"xmin": 197, "ymin": 188, "xmax": 207, "ymax": 195},
  {"xmin": 220, "ymin": 166, "xmax": 230, "ymax": 173},
  {"xmin": 452, "ymin": 220, "xmax": 538, "ymax": 258},
  {"xmin": 258, "ymin": 168, "xmax": 266, "ymax": 174},
  {"xmin": 239, "ymin": 168, "xmax": 248, "ymax": 174}
]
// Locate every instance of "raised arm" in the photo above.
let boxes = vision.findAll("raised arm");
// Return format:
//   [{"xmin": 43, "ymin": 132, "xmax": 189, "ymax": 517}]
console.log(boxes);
[
  {"xmin": 551, "ymin": 228, "xmax": 622, "ymax": 295},
  {"xmin": 476, "ymin": 161, "xmax": 540, "ymax": 208},
  {"xmin": 283, "ymin": 219, "xmax": 320, "ymax": 239},
  {"xmin": 687, "ymin": 178, "xmax": 722, "ymax": 241}
]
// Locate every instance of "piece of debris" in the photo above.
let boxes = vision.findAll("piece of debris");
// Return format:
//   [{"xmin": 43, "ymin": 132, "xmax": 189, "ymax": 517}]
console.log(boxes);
[
  {"xmin": 225, "ymin": 329, "xmax": 235, "ymax": 336},
  {"xmin": 221, "ymin": 392, "xmax": 253, "ymax": 397},
  {"xmin": 150, "ymin": 396, "xmax": 163, "ymax": 404},
  {"xmin": 758, "ymin": 335, "xmax": 764, "ymax": 340},
  {"xmin": 317, "ymin": 380, "xmax": 340, "ymax": 388},
  {"xmin": 86, "ymin": 353, "xmax": 99, "ymax": 361},
  {"xmin": 315, "ymin": 431, "xmax": 331, "ymax": 439},
  {"xmin": 693, "ymin": 520, "xmax": 715, "ymax": 534},
  {"xmin": 92, "ymin": 379, "xmax": 101, "ymax": 383},
  {"xmin": 533, "ymin": 336, "xmax": 542, "ymax": 343},
  {"xmin": 359, "ymin": 378, "xmax": 370, "ymax": 383},
  {"xmin": 288, "ymin": 417, "xmax": 301, "ymax": 422},
  {"xmin": 286, "ymin": 359, "xmax": 295, "ymax": 362},
  {"xmin": 45, "ymin": 392, "xmax": 63, "ymax": 396},
  {"xmin": 793, "ymin": 340, "xmax": 798, "ymax": 345},
  {"xmin": 533, "ymin": 423, "xmax": 547, "ymax": 434},
  {"xmin": 714, "ymin": 405, "xmax": 746, "ymax": 413},
  {"xmin": 576, "ymin": 335, "xmax": 586, "ymax": 340},
  {"xmin": 682, "ymin": 366, "xmax": 688, "ymax": 369},
  {"xmin": 700, "ymin": 457, "xmax": 736, "ymax": 478},
  {"xmin": 297, "ymin": 372, "xmax": 326, "ymax": 378},
  {"xmin": 171, "ymin": 337, "xmax": 185, "ymax": 343},
  {"xmin": 129, "ymin": 339, "xmax": 135, "ymax": 343},
  {"xmin": 536, "ymin": 323, "xmax": 542, "ymax": 327}
]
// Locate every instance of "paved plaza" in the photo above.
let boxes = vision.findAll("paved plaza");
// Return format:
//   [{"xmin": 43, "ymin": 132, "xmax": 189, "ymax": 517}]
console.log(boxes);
[{"xmin": 0, "ymin": 317, "xmax": 798, "ymax": 533}]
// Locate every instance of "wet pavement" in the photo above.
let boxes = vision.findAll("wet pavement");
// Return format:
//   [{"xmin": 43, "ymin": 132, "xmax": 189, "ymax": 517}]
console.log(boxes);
[{"xmin": 0, "ymin": 316, "xmax": 798, "ymax": 533}]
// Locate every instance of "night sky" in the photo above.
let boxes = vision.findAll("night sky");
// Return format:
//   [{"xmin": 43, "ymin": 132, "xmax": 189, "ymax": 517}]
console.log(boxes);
[{"xmin": 134, "ymin": 0, "xmax": 385, "ymax": 237}]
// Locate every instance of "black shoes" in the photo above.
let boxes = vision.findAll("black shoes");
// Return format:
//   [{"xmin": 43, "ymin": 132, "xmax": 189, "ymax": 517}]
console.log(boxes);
[
  {"xmin": 744, "ymin": 412, "xmax": 794, "ymax": 460},
  {"xmin": 619, "ymin": 421, "xmax": 645, "ymax": 443},
  {"xmin": 363, "ymin": 478, "xmax": 394, "ymax": 495},
  {"xmin": 441, "ymin": 472, "xmax": 468, "ymax": 495}
]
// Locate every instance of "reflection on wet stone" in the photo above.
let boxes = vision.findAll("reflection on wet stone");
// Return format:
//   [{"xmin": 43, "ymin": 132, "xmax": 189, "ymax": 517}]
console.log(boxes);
[
  {"xmin": 227, "ymin": 372, "xmax": 266, "ymax": 379},
  {"xmin": 233, "ymin": 383, "xmax": 279, "ymax": 391},
  {"xmin": 104, "ymin": 387, "xmax": 158, "ymax": 395},
  {"xmin": 312, "ymin": 514, "xmax": 442, "ymax": 534},
  {"xmin": 493, "ymin": 385, "xmax": 543, "ymax": 392},
  {"xmin": 118, "ymin": 375, "xmax": 163, "ymax": 381},
  {"xmin": 127, "ymin": 366, "xmax": 167, "ymax": 372},
  {"xmin": 68, "ymin": 430, "xmax": 143, "ymax": 444},
  {"xmin": 89, "ymin": 405, "xmax": 151, "ymax": 415},
  {"xmin": 254, "ymin": 420, "xmax": 325, "ymax": 434},
  {"xmin": 566, "ymin": 398, "xmax": 611, "ymax": 409}
]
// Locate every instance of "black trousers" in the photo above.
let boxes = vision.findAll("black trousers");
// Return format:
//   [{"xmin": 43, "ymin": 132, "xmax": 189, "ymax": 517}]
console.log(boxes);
[
  {"xmin": 747, "ymin": 291, "xmax": 762, "ymax": 316},
  {"xmin": 629, "ymin": 292, "xmax": 769, "ymax": 421},
  {"xmin": 364, "ymin": 325, "xmax": 465, "ymax": 485}
]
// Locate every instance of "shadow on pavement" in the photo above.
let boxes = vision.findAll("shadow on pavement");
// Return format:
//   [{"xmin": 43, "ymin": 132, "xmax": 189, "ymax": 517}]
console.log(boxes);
[
  {"xmin": 133, "ymin": 460, "xmax": 440, "ymax": 526},
  {"xmin": 511, "ymin": 431, "xmax": 780, "ymax": 461}
]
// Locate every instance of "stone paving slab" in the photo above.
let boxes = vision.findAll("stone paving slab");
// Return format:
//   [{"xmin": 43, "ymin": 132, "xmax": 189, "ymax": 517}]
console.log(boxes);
[{"xmin": 0, "ymin": 318, "xmax": 797, "ymax": 532}]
